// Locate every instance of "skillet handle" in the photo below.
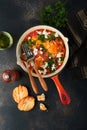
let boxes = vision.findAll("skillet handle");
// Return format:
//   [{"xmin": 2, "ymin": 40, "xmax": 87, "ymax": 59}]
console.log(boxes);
[{"xmin": 51, "ymin": 75, "xmax": 71, "ymax": 105}]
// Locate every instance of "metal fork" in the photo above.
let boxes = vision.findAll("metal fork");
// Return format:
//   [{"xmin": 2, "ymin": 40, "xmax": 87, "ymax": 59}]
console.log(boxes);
[{"xmin": 22, "ymin": 43, "xmax": 48, "ymax": 92}]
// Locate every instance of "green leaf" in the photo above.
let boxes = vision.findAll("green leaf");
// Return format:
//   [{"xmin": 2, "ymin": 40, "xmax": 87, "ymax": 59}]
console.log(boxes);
[
  {"xmin": 40, "ymin": 0, "xmax": 68, "ymax": 29},
  {"xmin": 38, "ymin": 34, "xmax": 46, "ymax": 42},
  {"xmin": 47, "ymin": 33, "xmax": 55, "ymax": 41},
  {"xmin": 27, "ymin": 39, "xmax": 32, "ymax": 46},
  {"xmin": 45, "ymin": 5, "xmax": 53, "ymax": 13}
]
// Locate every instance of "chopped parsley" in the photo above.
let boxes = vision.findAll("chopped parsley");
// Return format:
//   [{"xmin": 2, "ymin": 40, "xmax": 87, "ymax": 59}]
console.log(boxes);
[
  {"xmin": 60, "ymin": 57, "xmax": 64, "ymax": 61},
  {"xmin": 39, "ymin": 44, "xmax": 47, "ymax": 52},
  {"xmin": 27, "ymin": 39, "xmax": 32, "ymax": 46},
  {"xmin": 47, "ymin": 33, "xmax": 55, "ymax": 41},
  {"xmin": 47, "ymin": 58, "xmax": 58, "ymax": 71},
  {"xmin": 38, "ymin": 34, "xmax": 46, "ymax": 42},
  {"xmin": 23, "ymin": 39, "xmax": 36, "ymax": 46}
]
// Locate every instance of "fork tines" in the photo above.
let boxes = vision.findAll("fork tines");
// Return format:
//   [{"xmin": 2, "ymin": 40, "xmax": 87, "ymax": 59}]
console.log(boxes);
[{"xmin": 22, "ymin": 43, "xmax": 34, "ymax": 61}]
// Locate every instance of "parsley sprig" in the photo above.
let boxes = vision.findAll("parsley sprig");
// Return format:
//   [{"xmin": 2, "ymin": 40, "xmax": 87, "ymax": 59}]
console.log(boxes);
[
  {"xmin": 40, "ymin": 0, "xmax": 68, "ymax": 29},
  {"xmin": 38, "ymin": 32, "xmax": 56, "ymax": 42}
]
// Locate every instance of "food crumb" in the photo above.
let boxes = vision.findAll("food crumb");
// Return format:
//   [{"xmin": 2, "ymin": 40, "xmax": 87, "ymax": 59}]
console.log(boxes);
[
  {"xmin": 37, "ymin": 93, "xmax": 45, "ymax": 101},
  {"xmin": 40, "ymin": 103, "xmax": 47, "ymax": 111}
]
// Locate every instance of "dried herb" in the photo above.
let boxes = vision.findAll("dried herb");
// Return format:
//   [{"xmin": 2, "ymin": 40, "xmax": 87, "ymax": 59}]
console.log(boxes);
[{"xmin": 40, "ymin": 0, "xmax": 68, "ymax": 29}]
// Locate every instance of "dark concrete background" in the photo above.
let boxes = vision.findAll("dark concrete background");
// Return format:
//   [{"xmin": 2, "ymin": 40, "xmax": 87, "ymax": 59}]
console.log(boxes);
[{"xmin": 0, "ymin": 0, "xmax": 87, "ymax": 130}]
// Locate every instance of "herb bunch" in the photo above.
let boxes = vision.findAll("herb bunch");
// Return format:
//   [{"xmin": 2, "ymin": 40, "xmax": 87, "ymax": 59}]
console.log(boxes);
[{"xmin": 40, "ymin": 0, "xmax": 68, "ymax": 29}]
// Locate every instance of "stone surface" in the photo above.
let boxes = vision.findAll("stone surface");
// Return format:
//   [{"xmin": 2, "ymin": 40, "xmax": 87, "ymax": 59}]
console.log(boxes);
[{"xmin": 0, "ymin": 0, "xmax": 87, "ymax": 130}]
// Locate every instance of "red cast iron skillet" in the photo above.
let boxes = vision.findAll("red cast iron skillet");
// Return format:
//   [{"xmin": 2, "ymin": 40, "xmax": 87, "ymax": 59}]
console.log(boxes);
[{"xmin": 16, "ymin": 25, "xmax": 71, "ymax": 105}]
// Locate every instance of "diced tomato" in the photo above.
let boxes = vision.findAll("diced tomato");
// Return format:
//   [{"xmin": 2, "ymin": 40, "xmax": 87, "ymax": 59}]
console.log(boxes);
[
  {"xmin": 34, "ymin": 52, "xmax": 48, "ymax": 62},
  {"xmin": 29, "ymin": 31, "xmax": 38, "ymax": 37},
  {"xmin": 42, "ymin": 52, "xmax": 49, "ymax": 61},
  {"xmin": 24, "ymin": 34, "xmax": 30, "ymax": 41},
  {"xmin": 57, "ymin": 44, "xmax": 64, "ymax": 52},
  {"xmin": 38, "ymin": 29, "xmax": 43, "ymax": 32},
  {"xmin": 34, "ymin": 54, "xmax": 39, "ymax": 59},
  {"xmin": 55, "ymin": 64, "xmax": 62, "ymax": 69},
  {"xmin": 46, "ymin": 69, "xmax": 51, "ymax": 74},
  {"xmin": 55, "ymin": 39, "xmax": 60, "ymax": 45},
  {"xmin": 35, "ymin": 56, "xmax": 43, "ymax": 67},
  {"xmin": 24, "ymin": 31, "xmax": 38, "ymax": 41}
]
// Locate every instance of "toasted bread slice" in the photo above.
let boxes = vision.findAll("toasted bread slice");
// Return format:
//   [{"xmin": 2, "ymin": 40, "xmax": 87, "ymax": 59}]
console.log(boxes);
[
  {"xmin": 12, "ymin": 85, "xmax": 28, "ymax": 103},
  {"xmin": 18, "ymin": 96, "xmax": 35, "ymax": 111}
]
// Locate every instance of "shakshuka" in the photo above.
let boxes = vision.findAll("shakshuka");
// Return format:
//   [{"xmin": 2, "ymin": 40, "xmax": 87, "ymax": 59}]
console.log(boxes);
[{"xmin": 21, "ymin": 29, "xmax": 66, "ymax": 75}]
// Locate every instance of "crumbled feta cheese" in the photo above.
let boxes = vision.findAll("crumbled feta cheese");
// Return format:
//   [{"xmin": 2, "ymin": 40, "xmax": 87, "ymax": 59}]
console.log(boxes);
[
  {"xmin": 33, "ymin": 48, "xmax": 38, "ymax": 55},
  {"xmin": 43, "ymin": 69, "xmax": 47, "ymax": 75},
  {"xmin": 57, "ymin": 52, "xmax": 62, "ymax": 58},
  {"xmin": 37, "ymin": 31, "xmax": 42, "ymax": 35},
  {"xmin": 49, "ymin": 56, "xmax": 51, "ymax": 59},
  {"xmin": 28, "ymin": 36, "xmax": 31, "ymax": 40},
  {"xmin": 58, "ymin": 58, "xmax": 62, "ymax": 65},
  {"xmin": 59, "ymin": 57, "xmax": 61, "ymax": 61},
  {"xmin": 54, "ymin": 32, "xmax": 59, "ymax": 37},
  {"xmin": 40, "ymin": 47, "xmax": 43, "ymax": 50},
  {"xmin": 42, "ymin": 30, "xmax": 50, "ymax": 38},
  {"xmin": 42, "ymin": 62, "xmax": 48, "ymax": 69},
  {"xmin": 39, "ymin": 51, "xmax": 43, "ymax": 55},
  {"xmin": 51, "ymin": 64, "xmax": 56, "ymax": 70}
]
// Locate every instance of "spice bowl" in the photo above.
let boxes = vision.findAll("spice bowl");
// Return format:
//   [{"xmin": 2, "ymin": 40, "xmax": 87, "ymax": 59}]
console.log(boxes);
[{"xmin": 0, "ymin": 31, "xmax": 13, "ymax": 50}]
